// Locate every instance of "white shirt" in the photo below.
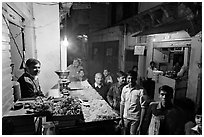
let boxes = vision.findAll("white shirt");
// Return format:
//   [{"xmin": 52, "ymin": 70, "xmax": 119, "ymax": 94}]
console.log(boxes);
[
  {"xmin": 94, "ymin": 82, "xmax": 102, "ymax": 88},
  {"xmin": 120, "ymin": 85, "xmax": 147, "ymax": 120},
  {"xmin": 191, "ymin": 125, "xmax": 202, "ymax": 135},
  {"xmin": 147, "ymin": 67, "xmax": 157, "ymax": 79}
]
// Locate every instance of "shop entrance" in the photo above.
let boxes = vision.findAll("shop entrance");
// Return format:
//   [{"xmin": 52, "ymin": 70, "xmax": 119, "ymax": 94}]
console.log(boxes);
[{"xmin": 152, "ymin": 41, "xmax": 191, "ymax": 101}]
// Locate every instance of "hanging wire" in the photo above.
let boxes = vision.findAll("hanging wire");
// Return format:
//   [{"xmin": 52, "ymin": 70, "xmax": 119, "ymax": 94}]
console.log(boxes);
[
  {"xmin": 35, "ymin": 2, "xmax": 60, "ymax": 6},
  {"xmin": 14, "ymin": 31, "xmax": 24, "ymax": 38},
  {"xmin": 2, "ymin": 14, "xmax": 23, "ymax": 60},
  {"xmin": 34, "ymin": 2, "xmax": 69, "ymax": 6}
]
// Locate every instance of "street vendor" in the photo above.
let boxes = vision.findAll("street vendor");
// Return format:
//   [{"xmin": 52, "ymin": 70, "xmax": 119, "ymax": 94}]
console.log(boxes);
[{"xmin": 18, "ymin": 58, "xmax": 44, "ymax": 98}]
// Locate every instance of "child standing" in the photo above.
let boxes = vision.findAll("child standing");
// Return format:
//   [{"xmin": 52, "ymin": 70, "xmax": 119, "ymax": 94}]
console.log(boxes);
[
  {"xmin": 103, "ymin": 69, "xmax": 113, "ymax": 85},
  {"xmin": 120, "ymin": 71, "xmax": 147, "ymax": 135}
]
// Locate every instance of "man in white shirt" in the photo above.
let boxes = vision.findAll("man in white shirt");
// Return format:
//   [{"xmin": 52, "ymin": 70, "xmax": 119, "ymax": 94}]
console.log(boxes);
[
  {"xmin": 145, "ymin": 61, "xmax": 157, "ymax": 99},
  {"xmin": 120, "ymin": 71, "xmax": 147, "ymax": 135},
  {"xmin": 147, "ymin": 61, "xmax": 157, "ymax": 80}
]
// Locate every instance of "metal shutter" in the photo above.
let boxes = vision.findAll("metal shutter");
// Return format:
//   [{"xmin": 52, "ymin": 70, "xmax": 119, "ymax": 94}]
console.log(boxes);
[{"xmin": 2, "ymin": 14, "xmax": 14, "ymax": 116}]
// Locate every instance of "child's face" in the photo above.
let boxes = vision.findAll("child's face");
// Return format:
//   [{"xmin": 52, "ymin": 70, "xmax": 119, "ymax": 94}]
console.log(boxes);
[
  {"xmin": 79, "ymin": 70, "xmax": 84, "ymax": 77},
  {"xmin": 195, "ymin": 114, "xmax": 202, "ymax": 129},
  {"xmin": 126, "ymin": 75, "xmax": 136, "ymax": 87},
  {"xmin": 159, "ymin": 90, "xmax": 172, "ymax": 108},
  {"xmin": 103, "ymin": 70, "xmax": 108, "ymax": 76},
  {"xmin": 73, "ymin": 60, "xmax": 79, "ymax": 67},
  {"xmin": 117, "ymin": 76, "xmax": 126, "ymax": 85}
]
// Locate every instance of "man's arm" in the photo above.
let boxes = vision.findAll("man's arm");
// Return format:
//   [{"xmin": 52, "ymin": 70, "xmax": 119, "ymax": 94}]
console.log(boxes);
[
  {"xmin": 137, "ymin": 94, "xmax": 148, "ymax": 134},
  {"xmin": 137, "ymin": 89, "xmax": 149, "ymax": 133},
  {"xmin": 36, "ymin": 86, "xmax": 45, "ymax": 97},
  {"xmin": 145, "ymin": 102, "xmax": 155, "ymax": 135},
  {"xmin": 119, "ymin": 88, "xmax": 125, "ymax": 127},
  {"xmin": 120, "ymin": 103, "xmax": 125, "ymax": 126},
  {"xmin": 107, "ymin": 86, "xmax": 114, "ymax": 107},
  {"xmin": 18, "ymin": 76, "xmax": 36, "ymax": 98},
  {"xmin": 67, "ymin": 64, "xmax": 71, "ymax": 70}
]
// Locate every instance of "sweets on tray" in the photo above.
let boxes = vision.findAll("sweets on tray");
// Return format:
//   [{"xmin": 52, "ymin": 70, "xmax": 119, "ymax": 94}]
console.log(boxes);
[
  {"xmin": 24, "ymin": 96, "xmax": 82, "ymax": 116},
  {"xmin": 82, "ymin": 100, "xmax": 119, "ymax": 122},
  {"xmin": 52, "ymin": 96, "xmax": 82, "ymax": 116}
]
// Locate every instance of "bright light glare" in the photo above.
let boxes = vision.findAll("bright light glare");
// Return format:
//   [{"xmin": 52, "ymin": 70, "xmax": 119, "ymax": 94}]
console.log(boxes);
[
  {"xmin": 61, "ymin": 37, "xmax": 69, "ymax": 47},
  {"xmin": 77, "ymin": 34, "xmax": 88, "ymax": 39},
  {"xmin": 84, "ymin": 38, "xmax": 88, "ymax": 41},
  {"xmin": 77, "ymin": 35, "xmax": 83, "ymax": 39},
  {"xmin": 82, "ymin": 34, "xmax": 88, "ymax": 38}
]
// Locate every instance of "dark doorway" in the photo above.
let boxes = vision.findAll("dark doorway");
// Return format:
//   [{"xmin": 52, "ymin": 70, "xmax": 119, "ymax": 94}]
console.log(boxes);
[
  {"xmin": 88, "ymin": 41, "xmax": 119, "ymax": 84},
  {"xmin": 173, "ymin": 52, "xmax": 184, "ymax": 66}
]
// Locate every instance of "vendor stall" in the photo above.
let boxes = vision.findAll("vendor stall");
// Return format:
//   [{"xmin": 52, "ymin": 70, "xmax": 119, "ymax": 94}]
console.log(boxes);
[
  {"xmin": 2, "ymin": 80, "xmax": 119, "ymax": 135},
  {"xmin": 149, "ymin": 31, "xmax": 192, "ymax": 101}
]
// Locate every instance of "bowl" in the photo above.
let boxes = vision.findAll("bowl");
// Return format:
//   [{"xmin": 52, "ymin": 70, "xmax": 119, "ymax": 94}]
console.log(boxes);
[
  {"xmin": 55, "ymin": 70, "xmax": 70, "ymax": 79},
  {"xmin": 13, "ymin": 103, "xmax": 23, "ymax": 110}
]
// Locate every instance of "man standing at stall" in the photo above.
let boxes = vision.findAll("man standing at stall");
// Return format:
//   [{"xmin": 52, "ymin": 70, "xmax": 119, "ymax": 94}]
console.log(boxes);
[
  {"xmin": 18, "ymin": 58, "xmax": 44, "ymax": 98},
  {"xmin": 146, "ymin": 85, "xmax": 185, "ymax": 135},
  {"xmin": 93, "ymin": 73, "xmax": 109, "ymax": 101},
  {"xmin": 107, "ymin": 71, "xmax": 126, "ymax": 114},
  {"xmin": 120, "ymin": 71, "xmax": 147, "ymax": 135}
]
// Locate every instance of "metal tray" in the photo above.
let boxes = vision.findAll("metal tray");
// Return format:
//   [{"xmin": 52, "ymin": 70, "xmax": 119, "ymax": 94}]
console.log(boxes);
[{"xmin": 46, "ymin": 112, "xmax": 84, "ymax": 122}]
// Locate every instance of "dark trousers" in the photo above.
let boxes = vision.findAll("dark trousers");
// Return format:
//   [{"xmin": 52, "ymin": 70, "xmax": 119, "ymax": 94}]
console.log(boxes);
[{"xmin": 143, "ymin": 79, "xmax": 155, "ymax": 99}]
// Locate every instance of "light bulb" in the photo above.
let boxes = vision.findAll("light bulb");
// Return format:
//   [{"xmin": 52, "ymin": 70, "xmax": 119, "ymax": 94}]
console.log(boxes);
[{"xmin": 62, "ymin": 37, "xmax": 69, "ymax": 47}]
